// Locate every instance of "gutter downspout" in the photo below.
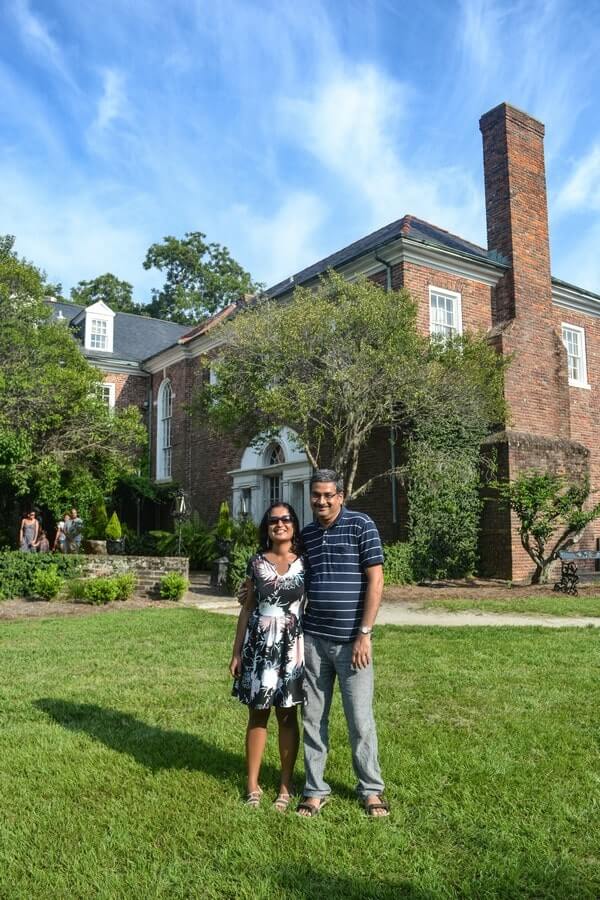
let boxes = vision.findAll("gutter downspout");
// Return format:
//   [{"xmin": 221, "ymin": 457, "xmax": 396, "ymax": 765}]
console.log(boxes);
[{"xmin": 374, "ymin": 254, "xmax": 398, "ymax": 530}]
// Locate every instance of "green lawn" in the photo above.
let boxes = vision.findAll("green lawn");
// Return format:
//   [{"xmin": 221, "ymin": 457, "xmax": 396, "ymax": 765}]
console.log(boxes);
[
  {"xmin": 422, "ymin": 595, "xmax": 600, "ymax": 617},
  {"xmin": 1, "ymin": 609, "xmax": 600, "ymax": 899}
]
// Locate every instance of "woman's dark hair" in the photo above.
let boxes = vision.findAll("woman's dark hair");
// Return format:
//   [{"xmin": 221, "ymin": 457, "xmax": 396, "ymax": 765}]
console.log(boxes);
[{"xmin": 258, "ymin": 502, "xmax": 303, "ymax": 555}]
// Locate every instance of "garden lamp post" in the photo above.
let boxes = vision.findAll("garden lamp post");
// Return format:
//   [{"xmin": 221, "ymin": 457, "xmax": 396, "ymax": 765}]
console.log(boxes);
[{"xmin": 173, "ymin": 488, "xmax": 187, "ymax": 556}]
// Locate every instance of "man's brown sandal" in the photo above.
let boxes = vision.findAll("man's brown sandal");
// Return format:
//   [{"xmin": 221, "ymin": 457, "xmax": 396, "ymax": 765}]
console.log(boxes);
[
  {"xmin": 296, "ymin": 796, "xmax": 331, "ymax": 817},
  {"xmin": 363, "ymin": 795, "xmax": 390, "ymax": 817}
]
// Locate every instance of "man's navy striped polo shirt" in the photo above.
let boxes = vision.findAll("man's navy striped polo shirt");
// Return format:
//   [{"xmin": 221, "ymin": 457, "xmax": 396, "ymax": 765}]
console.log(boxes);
[{"xmin": 301, "ymin": 507, "xmax": 384, "ymax": 642}]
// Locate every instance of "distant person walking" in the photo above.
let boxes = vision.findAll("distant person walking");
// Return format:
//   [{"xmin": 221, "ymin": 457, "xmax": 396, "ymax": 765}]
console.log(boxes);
[
  {"xmin": 53, "ymin": 516, "xmax": 70, "ymax": 553},
  {"xmin": 66, "ymin": 508, "xmax": 83, "ymax": 553},
  {"xmin": 19, "ymin": 511, "xmax": 40, "ymax": 552}
]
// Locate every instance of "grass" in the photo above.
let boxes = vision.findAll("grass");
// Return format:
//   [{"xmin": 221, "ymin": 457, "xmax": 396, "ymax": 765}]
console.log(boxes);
[
  {"xmin": 422, "ymin": 595, "xmax": 600, "ymax": 617},
  {"xmin": 1, "ymin": 609, "xmax": 600, "ymax": 898}
]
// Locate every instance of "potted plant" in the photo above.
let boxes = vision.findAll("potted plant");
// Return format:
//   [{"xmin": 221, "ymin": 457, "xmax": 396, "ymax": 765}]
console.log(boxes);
[{"xmin": 105, "ymin": 512, "xmax": 125, "ymax": 555}]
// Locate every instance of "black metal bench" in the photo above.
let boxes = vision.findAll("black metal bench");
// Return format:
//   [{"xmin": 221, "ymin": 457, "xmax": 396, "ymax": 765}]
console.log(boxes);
[{"xmin": 553, "ymin": 550, "xmax": 600, "ymax": 596}]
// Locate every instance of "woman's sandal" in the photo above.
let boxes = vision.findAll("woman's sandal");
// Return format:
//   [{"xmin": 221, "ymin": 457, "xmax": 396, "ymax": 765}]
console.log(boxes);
[
  {"xmin": 363, "ymin": 795, "xmax": 390, "ymax": 818},
  {"xmin": 296, "ymin": 796, "xmax": 331, "ymax": 817},
  {"xmin": 273, "ymin": 791, "xmax": 294, "ymax": 813},
  {"xmin": 244, "ymin": 789, "xmax": 263, "ymax": 808}
]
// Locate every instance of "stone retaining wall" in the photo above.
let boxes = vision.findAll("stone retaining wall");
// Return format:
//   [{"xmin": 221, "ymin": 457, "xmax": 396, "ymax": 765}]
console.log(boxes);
[{"xmin": 81, "ymin": 556, "xmax": 189, "ymax": 598}]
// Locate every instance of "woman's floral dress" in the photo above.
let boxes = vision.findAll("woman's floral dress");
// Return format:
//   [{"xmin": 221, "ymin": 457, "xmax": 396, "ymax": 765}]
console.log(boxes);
[{"xmin": 232, "ymin": 553, "xmax": 305, "ymax": 709}]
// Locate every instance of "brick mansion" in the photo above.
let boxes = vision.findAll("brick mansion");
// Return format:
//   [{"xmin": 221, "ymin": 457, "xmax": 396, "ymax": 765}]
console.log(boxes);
[{"xmin": 50, "ymin": 102, "xmax": 600, "ymax": 581}]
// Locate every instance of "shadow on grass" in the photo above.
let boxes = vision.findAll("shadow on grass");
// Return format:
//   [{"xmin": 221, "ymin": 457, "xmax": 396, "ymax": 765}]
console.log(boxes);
[
  {"xmin": 34, "ymin": 699, "xmax": 354, "ymax": 799},
  {"xmin": 277, "ymin": 865, "xmax": 435, "ymax": 899}
]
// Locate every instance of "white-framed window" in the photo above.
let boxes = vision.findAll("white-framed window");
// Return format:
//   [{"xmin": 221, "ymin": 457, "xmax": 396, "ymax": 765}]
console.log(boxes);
[
  {"xmin": 96, "ymin": 382, "xmax": 115, "ymax": 408},
  {"xmin": 561, "ymin": 323, "xmax": 590, "ymax": 388},
  {"xmin": 156, "ymin": 379, "xmax": 173, "ymax": 480},
  {"xmin": 90, "ymin": 318, "xmax": 108, "ymax": 349},
  {"xmin": 429, "ymin": 286, "xmax": 462, "ymax": 339},
  {"xmin": 268, "ymin": 474, "xmax": 282, "ymax": 504}
]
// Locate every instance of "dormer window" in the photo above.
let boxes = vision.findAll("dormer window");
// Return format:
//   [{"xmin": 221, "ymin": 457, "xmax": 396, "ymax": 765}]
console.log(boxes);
[{"xmin": 83, "ymin": 301, "xmax": 115, "ymax": 353}]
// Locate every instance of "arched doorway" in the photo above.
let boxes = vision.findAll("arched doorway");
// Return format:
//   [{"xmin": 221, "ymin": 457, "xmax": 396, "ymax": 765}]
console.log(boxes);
[{"xmin": 229, "ymin": 428, "xmax": 311, "ymax": 527}]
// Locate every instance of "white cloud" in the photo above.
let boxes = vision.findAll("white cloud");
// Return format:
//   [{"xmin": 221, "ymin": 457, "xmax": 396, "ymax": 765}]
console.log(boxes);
[
  {"xmin": 231, "ymin": 192, "xmax": 326, "ymax": 286},
  {"xmin": 93, "ymin": 68, "xmax": 128, "ymax": 132},
  {"xmin": 555, "ymin": 144, "xmax": 600, "ymax": 213},
  {"xmin": 12, "ymin": 0, "xmax": 75, "ymax": 87},
  {"xmin": 0, "ymin": 163, "xmax": 158, "ymax": 298},
  {"xmin": 281, "ymin": 64, "xmax": 483, "ymax": 241},
  {"xmin": 455, "ymin": 0, "xmax": 590, "ymax": 159}
]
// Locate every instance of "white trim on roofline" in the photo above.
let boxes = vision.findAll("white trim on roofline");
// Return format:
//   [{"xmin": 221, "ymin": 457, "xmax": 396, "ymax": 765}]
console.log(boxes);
[{"xmin": 553, "ymin": 282, "xmax": 600, "ymax": 319}]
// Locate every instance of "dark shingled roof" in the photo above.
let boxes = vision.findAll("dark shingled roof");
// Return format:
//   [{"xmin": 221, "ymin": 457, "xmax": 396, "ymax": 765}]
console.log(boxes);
[
  {"xmin": 46, "ymin": 300, "xmax": 189, "ymax": 363},
  {"xmin": 266, "ymin": 214, "xmax": 503, "ymax": 299}
]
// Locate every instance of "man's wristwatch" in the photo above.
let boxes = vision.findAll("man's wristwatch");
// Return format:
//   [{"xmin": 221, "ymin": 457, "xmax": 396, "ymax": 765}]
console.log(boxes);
[{"xmin": 359, "ymin": 626, "xmax": 372, "ymax": 636}]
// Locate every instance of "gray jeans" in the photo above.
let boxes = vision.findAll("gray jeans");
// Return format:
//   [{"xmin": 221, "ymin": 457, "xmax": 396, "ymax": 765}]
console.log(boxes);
[{"xmin": 302, "ymin": 633, "xmax": 385, "ymax": 799}]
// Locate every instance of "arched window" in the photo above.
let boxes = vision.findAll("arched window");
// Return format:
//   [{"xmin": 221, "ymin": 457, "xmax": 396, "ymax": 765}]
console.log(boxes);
[
  {"xmin": 266, "ymin": 443, "xmax": 285, "ymax": 466},
  {"xmin": 156, "ymin": 380, "xmax": 173, "ymax": 480}
]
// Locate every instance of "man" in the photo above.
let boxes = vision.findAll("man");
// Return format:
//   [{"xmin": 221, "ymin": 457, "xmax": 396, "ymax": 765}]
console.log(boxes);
[
  {"xmin": 297, "ymin": 469, "xmax": 389, "ymax": 817},
  {"xmin": 65, "ymin": 508, "xmax": 83, "ymax": 553}
]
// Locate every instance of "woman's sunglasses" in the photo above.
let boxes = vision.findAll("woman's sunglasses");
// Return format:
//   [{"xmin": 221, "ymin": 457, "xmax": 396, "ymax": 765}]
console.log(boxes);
[{"xmin": 268, "ymin": 515, "xmax": 293, "ymax": 525}]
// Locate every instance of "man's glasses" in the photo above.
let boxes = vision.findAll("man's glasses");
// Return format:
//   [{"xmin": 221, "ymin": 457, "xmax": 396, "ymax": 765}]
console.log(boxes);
[
  {"xmin": 268, "ymin": 515, "xmax": 293, "ymax": 525},
  {"xmin": 310, "ymin": 493, "xmax": 339, "ymax": 501}
]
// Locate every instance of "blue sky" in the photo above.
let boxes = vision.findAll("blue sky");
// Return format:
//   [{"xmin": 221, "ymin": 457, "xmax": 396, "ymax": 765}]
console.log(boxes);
[{"xmin": 1, "ymin": 0, "xmax": 600, "ymax": 302}]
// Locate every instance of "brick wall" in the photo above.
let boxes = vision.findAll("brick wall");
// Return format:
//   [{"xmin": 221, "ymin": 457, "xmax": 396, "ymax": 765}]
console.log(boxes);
[
  {"xmin": 82, "ymin": 555, "xmax": 189, "ymax": 598},
  {"xmin": 102, "ymin": 372, "xmax": 148, "ymax": 409}
]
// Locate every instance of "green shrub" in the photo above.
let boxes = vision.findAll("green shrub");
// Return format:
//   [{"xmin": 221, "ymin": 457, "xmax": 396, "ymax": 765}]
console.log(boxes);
[
  {"xmin": 31, "ymin": 565, "xmax": 64, "ymax": 601},
  {"xmin": 226, "ymin": 543, "xmax": 255, "ymax": 596},
  {"xmin": 79, "ymin": 577, "xmax": 120, "ymax": 605},
  {"xmin": 105, "ymin": 512, "xmax": 122, "ymax": 541},
  {"xmin": 113, "ymin": 572, "xmax": 136, "ymax": 601},
  {"xmin": 225, "ymin": 518, "xmax": 259, "ymax": 595},
  {"xmin": 215, "ymin": 501, "xmax": 233, "ymax": 542},
  {"xmin": 0, "ymin": 551, "xmax": 83, "ymax": 600},
  {"xmin": 69, "ymin": 573, "xmax": 136, "ymax": 604},
  {"xmin": 407, "ymin": 444, "xmax": 481, "ymax": 581},
  {"xmin": 159, "ymin": 572, "xmax": 189, "ymax": 601},
  {"xmin": 149, "ymin": 520, "xmax": 217, "ymax": 569},
  {"xmin": 383, "ymin": 542, "xmax": 414, "ymax": 585},
  {"xmin": 87, "ymin": 501, "xmax": 109, "ymax": 540}
]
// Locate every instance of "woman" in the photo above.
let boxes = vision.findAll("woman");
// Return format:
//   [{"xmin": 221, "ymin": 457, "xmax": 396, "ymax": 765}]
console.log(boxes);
[
  {"xmin": 230, "ymin": 502, "xmax": 305, "ymax": 811},
  {"xmin": 19, "ymin": 511, "xmax": 40, "ymax": 552}
]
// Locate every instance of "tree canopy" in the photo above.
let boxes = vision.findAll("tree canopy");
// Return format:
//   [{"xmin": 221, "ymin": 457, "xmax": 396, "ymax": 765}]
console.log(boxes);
[
  {"xmin": 0, "ymin": 236, "xmax": 146, "ymax": 521},
  {"xmin": 200, "ymin": 270, "xmax": 507, "ymax": 500},
  {"xmin": 70, "ymin": 273, "xmax": 144, "ymax": 315},
  {"xmin": 143, "ymin": 231, "xmax": 258, "ymax": 325}
]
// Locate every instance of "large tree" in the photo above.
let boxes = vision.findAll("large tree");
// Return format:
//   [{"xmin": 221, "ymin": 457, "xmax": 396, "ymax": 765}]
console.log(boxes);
[
  {"xmin": 70, "ymin": 273, "xmax": 144, "ymax": 314},
  {"xmin": 199, "ymin": 271, "xmax": 507, "ymax": 500},
  {"xmin": 143, "ymin": 231, "xmax": 258, "ymax": 325},
  {"xmin": 0, "ymin": 236, "xmax": 146, "ymax": 520}
]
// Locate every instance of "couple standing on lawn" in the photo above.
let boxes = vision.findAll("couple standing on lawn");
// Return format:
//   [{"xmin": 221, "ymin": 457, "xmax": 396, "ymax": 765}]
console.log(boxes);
[{"xmin": 229, "ymin": 469, "xmax": 389, "ymax": 818}]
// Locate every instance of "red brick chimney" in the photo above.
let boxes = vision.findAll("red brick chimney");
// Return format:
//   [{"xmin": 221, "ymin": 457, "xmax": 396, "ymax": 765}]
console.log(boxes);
[{"xmin": 479, "ymin": 102, "xmax": 570, "ymax": 439}]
